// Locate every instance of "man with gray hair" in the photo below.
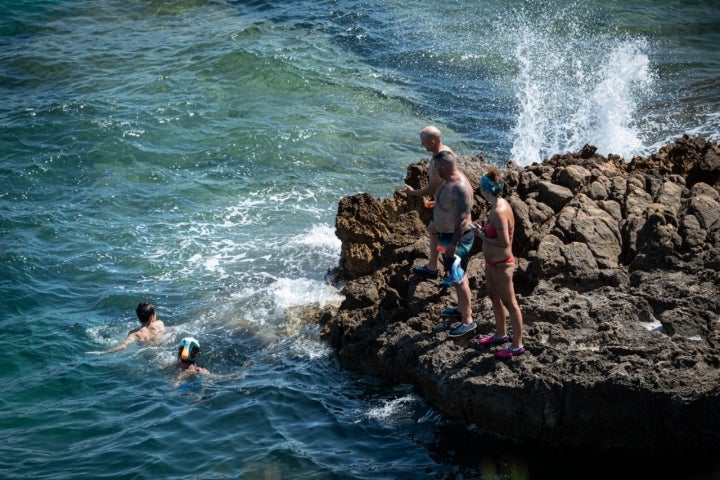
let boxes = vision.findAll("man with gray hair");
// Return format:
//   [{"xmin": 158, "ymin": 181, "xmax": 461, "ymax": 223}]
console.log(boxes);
[{"xmin": 404, "ymin": 126, "xmax": 454, "ymax": 279}]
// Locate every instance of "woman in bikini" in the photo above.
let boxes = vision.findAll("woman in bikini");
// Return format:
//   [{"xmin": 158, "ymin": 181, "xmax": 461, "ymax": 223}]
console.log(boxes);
[{"xmin": 475, "ymin": 166, "xmax": 525, "ymax": 359}]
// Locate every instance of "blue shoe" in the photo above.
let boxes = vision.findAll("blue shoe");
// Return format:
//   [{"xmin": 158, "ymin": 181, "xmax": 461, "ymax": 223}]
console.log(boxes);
[
  {"xmin": 448, "ymin": 321, "xmax": 477, "ymax": 338},
  {"xmin": 438, "ymin": 275, "xmax": 454, "ymax": 287},
  {"xmin": 413, "ymin": 265, "xmax": 439, "ymax": 279},
  {"xmin": 441, "ymin": 306, "xmax": 460, "ymax": 316}
]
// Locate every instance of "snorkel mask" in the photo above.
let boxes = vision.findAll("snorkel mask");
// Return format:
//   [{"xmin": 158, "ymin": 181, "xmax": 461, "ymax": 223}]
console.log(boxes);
[{"xmin": 178, "ymin": 337, "xmax": 200, "ymax": 363}]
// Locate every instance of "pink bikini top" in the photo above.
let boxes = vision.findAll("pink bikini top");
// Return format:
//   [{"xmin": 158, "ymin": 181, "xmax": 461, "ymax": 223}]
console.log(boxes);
[{"xmin": 484, "ymin": 222, "xmax": 514, "ymax": 239}]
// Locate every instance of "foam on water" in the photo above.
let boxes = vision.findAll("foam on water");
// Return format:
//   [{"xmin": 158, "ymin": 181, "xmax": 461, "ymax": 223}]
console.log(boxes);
[
  {"xmin": 363, "ymin": 394, "xmax": 418, "ymax": 422},
  {"xmin": 287, "ymin": 223, "xmax": 342, "ymax": 251},
  {"xmin": 684, "ymin": 111, "xmax": 720, "ymax": 144},
  {"xmin": 269, "ymin": 277, "xmax": 343, "ymax": 310},
  {"xmin": 5, "ymin": 1, "xmax": 720, "ymax": 478},
  {"xmin": 505, "ymin": 3, "xmax": 657, "ymax": 164},
  {"xmin": 285, "ymin": 336, "xmax": 332, "ymax": 360}
]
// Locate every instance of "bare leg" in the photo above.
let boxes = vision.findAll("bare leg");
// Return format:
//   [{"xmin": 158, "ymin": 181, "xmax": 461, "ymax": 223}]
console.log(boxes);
[
  {"xmin": 456, "ymin": 276, "xmax": 473, "ymax": 325},
  {"xmin": 427, "ymin": 222, "xmax": 439, "ymax": 271},
  {"xmin": 486, "ymin": 266, "xmax": 509, "ymax": 337},
  {"xmin": 497, "ymin": 263, "xmax": 523, "ymax": 347}
]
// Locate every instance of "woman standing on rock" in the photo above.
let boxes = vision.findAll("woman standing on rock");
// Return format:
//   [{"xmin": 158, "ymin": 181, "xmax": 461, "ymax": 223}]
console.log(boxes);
[{"xmin": 475, "ymin": 167, "xmax": 525, "ymax": 359}]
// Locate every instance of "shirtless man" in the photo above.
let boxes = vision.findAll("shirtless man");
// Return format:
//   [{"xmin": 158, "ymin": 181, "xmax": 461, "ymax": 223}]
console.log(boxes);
[
  {"xmin": 405, "ymin": 126, "xmax": 454, "ymax": 278},
  {"xmin": 90, "ymin": 302, "xmax": 165, "ymax": 354},
  {"xmin": 431, "ymin": 151, "xmax": 476, "ymax": 338}
]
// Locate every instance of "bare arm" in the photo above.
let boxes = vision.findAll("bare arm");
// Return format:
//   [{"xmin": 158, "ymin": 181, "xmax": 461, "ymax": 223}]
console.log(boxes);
[
  {"xmin": 88, "ymin": 332, "xmax": 137, "ymax": 355},
  {"xmin": 452, "ymin": 184, "xmax": 473, "ymax": 244},
  {"xmin": 405, "ymin": 160, "xmax": 444, "ymax": 197}
]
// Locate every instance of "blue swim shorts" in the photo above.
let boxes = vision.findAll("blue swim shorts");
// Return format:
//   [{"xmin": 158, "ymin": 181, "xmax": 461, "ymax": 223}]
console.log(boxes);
[{"xmin": 438, "ymin": 229, "xmax": 474, "ymax": 271}]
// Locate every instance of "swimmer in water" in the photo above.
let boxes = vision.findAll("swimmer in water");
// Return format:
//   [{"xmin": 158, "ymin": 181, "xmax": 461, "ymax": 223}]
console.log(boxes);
[
  {"xmin": 89, "ymin": 302, "xmax": 165, "ymax": 354},
  {"xmin": 175, "ymin": 336, "xmax": 212, "ymax": 379}
]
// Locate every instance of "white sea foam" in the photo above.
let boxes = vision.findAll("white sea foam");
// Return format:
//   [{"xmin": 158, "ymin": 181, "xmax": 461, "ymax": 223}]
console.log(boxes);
[
  {"xmin": 506, "ymin": 6, "xmax": 657, "ymax": 165},
  {"xmin": 286, "ymin": 336, "xmax": 332, "ymax": 360},
  {"xmin": 270, "ymin": 277, "xmax": 343, "ymax": 309},
  {"xmin": 86, "ymin": 324, "xmax": 128, "ymax": 346},
  {"xmin": 682, "ymin": 112, "xmax": 720, "ymax": 144},
  {"xmin": 364, "ymin": 394, "xmax": 417, "ymax": 422},
  {"xmin": 288, "ymin": 224, "xmax": 342, "ymax": 251}
]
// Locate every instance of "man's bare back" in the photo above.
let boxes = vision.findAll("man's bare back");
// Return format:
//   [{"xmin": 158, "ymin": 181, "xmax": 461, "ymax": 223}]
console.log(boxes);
[
  {"xmin": 128, "ymin": 319, "xmax": 164, "ymax": 343},
  {"xmin": 89, "ymin": 302, "xmax": 165, "ymax": 354}
]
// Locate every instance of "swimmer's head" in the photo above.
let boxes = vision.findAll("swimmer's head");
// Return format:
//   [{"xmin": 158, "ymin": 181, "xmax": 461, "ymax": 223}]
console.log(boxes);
[
  {"xmin": 178, "ymin": 337, "xmax": 200, "ymax": 363},
  {"xmin": 136, "ymin": 302, "xmax": 156, "ymax": 324}
]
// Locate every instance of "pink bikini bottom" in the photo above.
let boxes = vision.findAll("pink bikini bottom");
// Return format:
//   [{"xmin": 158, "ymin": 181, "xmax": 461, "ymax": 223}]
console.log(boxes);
[{"xmin": 485, "ymin": 256, "xmax": 514, "ymax": 268}]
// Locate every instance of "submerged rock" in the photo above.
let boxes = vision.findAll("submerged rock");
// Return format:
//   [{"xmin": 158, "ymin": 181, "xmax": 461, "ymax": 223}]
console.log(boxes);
[{"xmin": 320, "ymin": 135, "xmax": 720, "ymax": 458}]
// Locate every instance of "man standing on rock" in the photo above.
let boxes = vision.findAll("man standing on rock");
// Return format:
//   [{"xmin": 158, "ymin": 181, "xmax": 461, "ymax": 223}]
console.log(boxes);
[
  {"xmin": 431, "ymin": 151, "xmax": 476, "ymax": 338},
  {"xmin": 405, "ymin": 126, "xmax": 454, "ymax": 279}
]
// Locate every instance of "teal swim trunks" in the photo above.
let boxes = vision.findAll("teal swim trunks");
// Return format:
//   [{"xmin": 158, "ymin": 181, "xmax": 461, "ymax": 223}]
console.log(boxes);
[{"xmin": 438, "ymin": 229, "xmax": 474, "ymax": 271}]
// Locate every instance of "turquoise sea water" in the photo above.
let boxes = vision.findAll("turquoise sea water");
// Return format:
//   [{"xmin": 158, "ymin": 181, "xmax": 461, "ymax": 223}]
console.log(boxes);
[{"xmin": 2, "ymin": 1, "xmax": 719, "ymax": 478}]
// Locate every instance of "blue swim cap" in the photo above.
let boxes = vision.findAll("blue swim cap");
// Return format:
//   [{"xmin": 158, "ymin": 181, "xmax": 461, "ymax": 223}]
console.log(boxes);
[
  {"xmin": 178, "ymin": 337, "xmax": 200, "ymax": 362},
  {"xmin": 481, "ymin": 175, "xmax": 502, "ymax": 196}
]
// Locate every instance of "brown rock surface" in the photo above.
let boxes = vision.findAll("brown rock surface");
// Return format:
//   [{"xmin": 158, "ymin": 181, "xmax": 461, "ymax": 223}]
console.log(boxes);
[{"xmin": 320, "ymin": 135, "xmax": 720, "ymax": 458}]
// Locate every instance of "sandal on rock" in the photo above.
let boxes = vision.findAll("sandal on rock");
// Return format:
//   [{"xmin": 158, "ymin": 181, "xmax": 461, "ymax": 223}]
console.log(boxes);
[
  {"xmin": 495, "ymin": 346, "xmax": 525, "ymax": 359},
  {"xmin": 476, "ymin": 334, "xmax": 510, "ymax": 346}
]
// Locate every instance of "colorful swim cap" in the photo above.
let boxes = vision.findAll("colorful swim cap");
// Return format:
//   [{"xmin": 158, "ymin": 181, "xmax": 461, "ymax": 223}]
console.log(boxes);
[
  {"xmin": 178, "ymin": 337, "xmax": 200, "ymax": 362},
  {"xmin": 481, "ymin": 175, "xmax": 503, "ymax": 196}
]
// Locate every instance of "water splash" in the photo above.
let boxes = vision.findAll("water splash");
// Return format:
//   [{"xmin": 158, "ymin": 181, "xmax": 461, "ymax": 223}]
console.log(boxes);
[
  {"xmin": 364, "ymin": 394, "xmax": 417, "ymax": 422},
  {"xmin": 505, "ymin": 3, "xmax": 656, "ymax": 164}
]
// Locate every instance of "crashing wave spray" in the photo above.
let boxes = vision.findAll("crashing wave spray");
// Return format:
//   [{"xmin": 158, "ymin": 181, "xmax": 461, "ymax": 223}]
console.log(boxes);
[{"xmin": 505, "ymin": 3, "xmax": 655, "ymax": 165}]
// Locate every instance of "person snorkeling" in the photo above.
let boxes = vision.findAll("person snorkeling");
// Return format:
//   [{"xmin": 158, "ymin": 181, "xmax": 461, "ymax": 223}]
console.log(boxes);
[{"xmin": 175, "ymin": 336, "xmax": 212, "ymax": 377}]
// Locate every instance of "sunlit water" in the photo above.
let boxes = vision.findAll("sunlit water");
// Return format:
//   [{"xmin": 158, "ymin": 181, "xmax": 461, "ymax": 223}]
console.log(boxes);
[{"xmin": 2, "ymin": 0, "xmax": 719, "ymax": 478}]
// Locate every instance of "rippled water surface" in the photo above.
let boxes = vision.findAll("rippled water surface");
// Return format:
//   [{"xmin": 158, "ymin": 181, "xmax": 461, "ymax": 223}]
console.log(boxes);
[{"xmin": 2, "ymin": 0, "xmax": 719, "ymax": 478}]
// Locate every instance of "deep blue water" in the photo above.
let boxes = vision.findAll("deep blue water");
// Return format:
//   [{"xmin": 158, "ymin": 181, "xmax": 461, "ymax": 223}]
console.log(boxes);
[{"xmin": 1, "ymin": 0, "xmax": 719, "ymax": 478}]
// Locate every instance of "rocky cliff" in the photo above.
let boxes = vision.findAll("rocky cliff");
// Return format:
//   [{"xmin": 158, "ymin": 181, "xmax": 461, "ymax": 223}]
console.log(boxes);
[{"xmin": 318, "ymin": 135, "xmax": 720, "ymax": 459}]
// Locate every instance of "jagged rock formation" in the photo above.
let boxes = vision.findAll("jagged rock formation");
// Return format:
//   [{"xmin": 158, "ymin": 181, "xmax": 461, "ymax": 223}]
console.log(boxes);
[{"xmin": 320, "ymin": 136, "xmax": 720, "ymax": 458}]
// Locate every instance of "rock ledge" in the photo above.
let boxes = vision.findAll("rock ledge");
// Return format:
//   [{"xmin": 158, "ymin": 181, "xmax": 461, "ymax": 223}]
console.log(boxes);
[{"xmin": 320, "ymin": 136, "xmax": 720, "ymax": 458}]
